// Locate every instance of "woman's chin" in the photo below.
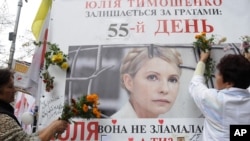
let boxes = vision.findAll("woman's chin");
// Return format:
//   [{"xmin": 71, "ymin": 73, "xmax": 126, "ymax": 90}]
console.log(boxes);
[{"xmin": 152, "ymin": 107, "xmax": 171, "ymax": 115}]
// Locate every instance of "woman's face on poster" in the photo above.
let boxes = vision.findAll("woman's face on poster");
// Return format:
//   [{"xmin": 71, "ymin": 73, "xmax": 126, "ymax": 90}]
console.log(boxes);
[{"xmin": 124, "ymin": 57, "xmax": 180, "ymax": 117}]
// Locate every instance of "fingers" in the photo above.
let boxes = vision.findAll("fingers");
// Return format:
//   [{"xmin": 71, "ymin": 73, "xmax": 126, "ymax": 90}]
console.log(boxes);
[
  {"xmin": 200, "ymin": 51, "xmax": 210, "ymax": 62},
  {"xmin": 57, "ymin": 129, "xmax": 66, "ymax": 134},
  {"xmin": 55, "ymin": 127, "xmax": 67, "ymax": 138},
  {"xmin": 60, "ymin": 120, "xmax": 69, "ymax": 125},
  {"xmin": 54, "ymin": 130, "xmax": 64, "ymax": 139},
  {"xmin": 57, "ymin": 120, "xmax": 68, "ymax": 127},
  {"xmin": 54, "ymin": 119, "xmax": 69, "ymax": 135},
  {"xmin": 62, "ymin": 121, "xmax": 69, "ymax": 129},
  {"xmin": 59, "ymin": 121, "xmax": 68, "ymax": 132}
]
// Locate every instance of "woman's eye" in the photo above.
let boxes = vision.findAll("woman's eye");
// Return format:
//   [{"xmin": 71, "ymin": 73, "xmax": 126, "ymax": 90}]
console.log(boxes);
[
  {"xmin": 147, "ymin": 74, "xmax": 158, "ymax": 81},
  {"xmin": 168, "ymin": 77, "xmax": 178, "ymax": 83}
]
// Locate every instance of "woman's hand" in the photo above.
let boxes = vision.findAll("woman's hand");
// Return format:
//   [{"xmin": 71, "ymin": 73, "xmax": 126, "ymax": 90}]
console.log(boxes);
[
  {"xmin": 200, "ymin": 51, "xmax": 210, "ymax": 63},
  {"xmin": 37, "ymin": 119, "xmax": 69, "ymax": 141},
  {"xmin": 55, "ymin": 120, "xmax": 68, "ymax": 133},
  {"xmin": 52, "ymin": 120, "xmax": 69, "ymax": 138}
]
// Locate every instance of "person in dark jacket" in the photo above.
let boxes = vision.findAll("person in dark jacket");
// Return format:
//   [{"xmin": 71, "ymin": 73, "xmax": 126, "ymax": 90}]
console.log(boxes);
[{"xmin": 0, "ymin": 68, "xmax": 68, "ymax": 141}]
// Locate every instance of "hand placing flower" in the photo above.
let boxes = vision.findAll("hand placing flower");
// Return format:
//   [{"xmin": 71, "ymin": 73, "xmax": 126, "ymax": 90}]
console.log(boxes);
[
  {"xmin": 193, "ymin": 32, "xmax": 215, "ymax": 52},
  {"xmin": 59, "ymin": 93, "xmax": 101, "ymax": 123},
  {"xmin": 193, "ymin": 32, "xmax": 226, "ymax": 83},
  {"xmin": 54, "ymin": 93, "xmax": 101, "ymax": 139}
]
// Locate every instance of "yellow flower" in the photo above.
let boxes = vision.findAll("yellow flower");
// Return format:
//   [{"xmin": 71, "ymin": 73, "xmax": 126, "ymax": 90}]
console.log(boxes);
[
  {"xmin": 51, "ymin": 53, "xmax": 63, "ymax": 63},
  {"xmin": 83, "ymin": 104, "xmax": 88, "ymax": 112},
  {"xmin": 86, "ymin": 93, "xmax": 99, "ymax": 103},
  {"xmin": 201, "ymin": 32, "xmax": 206, "ymax": 36},
  {"xmin": 92, "ymin": 107, "xmax": 101, "ymax": 118},
  {"xmin": 61, "ymin": 62, "xmax": 69, "ymax": 70},
  {"xmin": 96, "ymin": 112, "xmax": 101, "ymax": 118},
  {"xmin": 195, "ymin": 34, "xmax": 200, "ymax": 39}
]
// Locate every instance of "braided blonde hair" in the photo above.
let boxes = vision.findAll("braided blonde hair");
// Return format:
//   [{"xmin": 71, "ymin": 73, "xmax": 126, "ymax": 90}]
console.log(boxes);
[{"xmin": 120, "ymin": 47, "xmax": 182, "ymax": 91}]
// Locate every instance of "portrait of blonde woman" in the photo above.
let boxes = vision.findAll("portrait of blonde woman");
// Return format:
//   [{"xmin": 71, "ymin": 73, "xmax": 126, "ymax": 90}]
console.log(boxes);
[{"xmin": 111, "ymin": 47, "xmax": 183, "ymax": 118}]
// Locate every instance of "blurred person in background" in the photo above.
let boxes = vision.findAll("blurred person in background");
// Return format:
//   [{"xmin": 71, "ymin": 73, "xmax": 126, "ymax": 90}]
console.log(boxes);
[{"xmin": 0, "ymin": 68, "xmax": 68, "ymax": 141}]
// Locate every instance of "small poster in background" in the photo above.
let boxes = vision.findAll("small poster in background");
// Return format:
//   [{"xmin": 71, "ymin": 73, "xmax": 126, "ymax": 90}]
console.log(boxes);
[{"xmin": 12, "ymin": 60, "xmax": 31, "ymax": 94}]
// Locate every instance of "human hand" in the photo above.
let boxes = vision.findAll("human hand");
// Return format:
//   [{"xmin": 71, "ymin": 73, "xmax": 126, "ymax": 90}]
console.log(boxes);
[
  {"xmin": 52, "ymin": 120, "xmax": 69, "ymax": 138},
  {"xmin": 55, "ymin": 120, "xmax": 68, "ymax": 133},
  {"xmin": 37, "ymin": 119, "xmax": 69, "ymax": 140},
  {"xmin": 200, "ymin": 51, "xmax": 210, "ymax": 63}
]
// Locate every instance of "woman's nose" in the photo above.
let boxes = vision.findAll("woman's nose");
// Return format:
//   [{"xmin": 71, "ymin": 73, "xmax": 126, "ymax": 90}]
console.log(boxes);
[{"xmin": 159, "ymin": 80, "xmax": 169, "ymax": 94}]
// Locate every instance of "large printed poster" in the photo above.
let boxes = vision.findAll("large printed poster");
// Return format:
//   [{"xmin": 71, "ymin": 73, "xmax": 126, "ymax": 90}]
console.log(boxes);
[
  {"xmin": 65, "ymin": 44, "xmax": 237, "ymax": 119},
  {"xmin": 38, "ymin": 0, "xmax": 250, "ymax": 140}
]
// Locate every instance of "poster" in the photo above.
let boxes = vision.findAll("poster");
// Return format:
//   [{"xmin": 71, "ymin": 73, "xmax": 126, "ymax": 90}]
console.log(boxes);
[
  {"xmin": 65, "ymin": 44, "xmax": 237, "ymax": 118},
  {"xmin": 12, "ymin": 60, "xmax": 30, "ymax": 88},
  {"xmin": 36, "ymin": 0, "xmax": 250, "ymax": 140}
]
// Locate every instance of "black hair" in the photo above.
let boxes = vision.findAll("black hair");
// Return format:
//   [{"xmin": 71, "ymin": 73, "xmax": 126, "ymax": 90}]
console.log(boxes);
[
  {"xmin": 0, "ymin": 68, "xmax": 14, "ymax": 92},
  {"xmin": 216, "ymin": 54, "xmax": 250, "ymax": 89}
]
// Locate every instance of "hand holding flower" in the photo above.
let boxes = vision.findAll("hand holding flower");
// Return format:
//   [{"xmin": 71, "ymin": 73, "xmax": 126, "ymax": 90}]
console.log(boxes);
[
  {"xmin": 54, "ymin": 93, "xmax": 101, "ymax": 139},
  {"xmin": 200, "ymin": 51, "xmax": 210, "ymax": 63},
  {"xmin": 193, "ymin": 32, "xmax": 226, "ymax": 83},
  {"xmin": 52, "ymin": 119, "xmax": 69, "ymax": 139},
  {"xmin": 59, "ymin": 93, "xmax": 101, "ymax": 123}
]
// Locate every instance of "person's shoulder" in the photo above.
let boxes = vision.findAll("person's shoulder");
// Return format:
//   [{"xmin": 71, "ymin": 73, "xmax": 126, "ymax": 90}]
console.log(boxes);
[
  {"xmin": 0, "ymin": 113, "xmax": 16, "ymax": 126},
  {"xmin": 0, "ymin": 114, "xmax": 31, "ymax": 141},
  {"xmin": 0, "ymin": 113, "xmax": 13, "ymax": 121},
  {"xmin": 0, "ymin": 114, "xmax": 19, "ymax": 133},
  {"xmin": 0, "ymin": 114, "xmax": 20, "ymax": 128}
]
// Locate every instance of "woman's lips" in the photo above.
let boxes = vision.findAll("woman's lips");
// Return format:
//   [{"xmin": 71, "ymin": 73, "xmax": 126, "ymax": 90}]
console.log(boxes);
[{"xmin": 152, "ymin": 99, "xmax": 170, "ymax": 104}]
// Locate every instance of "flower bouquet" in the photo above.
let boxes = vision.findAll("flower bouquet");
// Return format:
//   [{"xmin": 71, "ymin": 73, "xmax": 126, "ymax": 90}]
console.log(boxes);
[
  {"xmin": 193, "ymin": 32, "xmax": 216, "ymax": 83},
  {"xmin": 55, "ymin": 93, "xmax": 101, "ymax": 138},
  {"xmin": 34, "ymin": 41, "xmax": 69, "ymax": 92},
  {"xmin": 59, "ymin": 93, "xmax": 101, "ymax": 123}
]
